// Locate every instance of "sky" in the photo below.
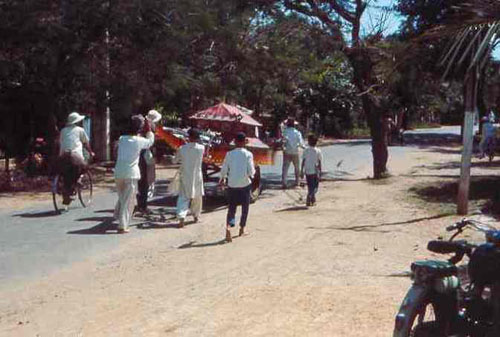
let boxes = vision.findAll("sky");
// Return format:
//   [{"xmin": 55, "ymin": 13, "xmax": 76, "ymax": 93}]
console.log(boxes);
[
  {"xmin": 361, "ymin": 0, "xmax": 401, "ymax": 36},
  {"xmin": 361, "ymin": 0, "xmax": 500, "ymax": 60}
]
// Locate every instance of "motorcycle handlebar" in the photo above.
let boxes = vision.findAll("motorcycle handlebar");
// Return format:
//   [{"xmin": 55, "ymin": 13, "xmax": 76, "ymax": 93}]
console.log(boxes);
[{"xmin": 427, "ymin": 240, "xmax": 466, "ymax": 254}]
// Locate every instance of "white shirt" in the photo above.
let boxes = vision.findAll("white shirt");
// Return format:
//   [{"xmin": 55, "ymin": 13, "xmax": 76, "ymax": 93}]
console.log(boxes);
[
  {"xmin": 283, "ymin": 127, "xmax": 304, "ymax": 154},
  {"xmin": 59, "ymin": 125, "xmax": 89, "ymax": 159},
  {"xmin": 302, "ymin": 146, "xmax": 323, "ymax": 175},
  {"xmin": 220, "ymin": 147, "xmax": 255, "ymax": 188},
  {"xmin": 114, "ymin": 132, "xmax": 154, "ymax": 179},
  {"xmin": 175, "ymin": 142, "xmax": 205, "ymax": 198}
]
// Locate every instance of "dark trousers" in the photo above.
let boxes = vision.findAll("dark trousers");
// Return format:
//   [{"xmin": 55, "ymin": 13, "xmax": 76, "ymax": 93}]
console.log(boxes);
[
  {"xmin": 226, "ymin": 184, "xmax": 251, "ymax": 228},
  {"xmin": 306, "ymin": 174, "xmax": 319, "ymax": 204},
  {"xmin": 136, "ymin": 150, "xmax": 156, "ymax": 210},
  {"xmin": 59, "ymin": 152, "xmax": 86, "ymax": 204}
]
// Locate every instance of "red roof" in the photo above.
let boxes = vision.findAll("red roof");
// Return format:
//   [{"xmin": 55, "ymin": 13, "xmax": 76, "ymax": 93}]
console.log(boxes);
[{"xmin": 190, "ymin": 103, "xmax": 262, "ymax": 127}]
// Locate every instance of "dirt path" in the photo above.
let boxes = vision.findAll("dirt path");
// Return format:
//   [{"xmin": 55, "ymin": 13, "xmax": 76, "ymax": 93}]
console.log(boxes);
[{"xmin": 0, "ymin": 146, "xmax": 497, "ymax": 336}]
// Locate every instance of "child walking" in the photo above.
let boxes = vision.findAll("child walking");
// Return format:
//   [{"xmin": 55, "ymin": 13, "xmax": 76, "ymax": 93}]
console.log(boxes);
[{"xmin": 300, "ymin": 135, "xmax": 322, "ymax": 207}]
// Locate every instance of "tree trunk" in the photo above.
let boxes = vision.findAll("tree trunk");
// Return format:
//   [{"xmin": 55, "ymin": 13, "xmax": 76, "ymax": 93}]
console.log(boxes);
[{"xmin": 347, "ymin": 49, "xmax": 389, "ymax": 179}]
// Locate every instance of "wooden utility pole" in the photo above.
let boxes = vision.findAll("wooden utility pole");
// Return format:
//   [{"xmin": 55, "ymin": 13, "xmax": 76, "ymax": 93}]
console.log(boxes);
[{"xmin": 457, "ymin": 67, "xmax": 478, "ymax": 215}]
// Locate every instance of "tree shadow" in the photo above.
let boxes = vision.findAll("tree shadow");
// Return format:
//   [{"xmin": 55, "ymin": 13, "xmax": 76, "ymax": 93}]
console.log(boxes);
[
  {"xmin": 409, "ymin": 176, "xmax": 500, "ymax": 204},
  {"xmin": 13, "ymin": 210, "xmax": 60, "ymax": 218},
  {"xmin": 307, "ymin": 213, "xmax": 454, "ymax": 233}
]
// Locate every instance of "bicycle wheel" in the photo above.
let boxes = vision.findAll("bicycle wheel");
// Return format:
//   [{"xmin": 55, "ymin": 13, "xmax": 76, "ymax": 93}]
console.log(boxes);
[
  {"xmin": 52, "ymin": 174, "xmax": 65, "ymax": 214},
  {"xmin": 77, "ymin": 171, "xmax": 93, "ymax": 208}
]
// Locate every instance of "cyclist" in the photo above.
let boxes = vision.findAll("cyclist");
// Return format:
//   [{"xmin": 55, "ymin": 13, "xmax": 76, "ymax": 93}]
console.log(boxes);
[{"xmin": 59, "ymin": 112, "xmax": 95, "ymax": 205}]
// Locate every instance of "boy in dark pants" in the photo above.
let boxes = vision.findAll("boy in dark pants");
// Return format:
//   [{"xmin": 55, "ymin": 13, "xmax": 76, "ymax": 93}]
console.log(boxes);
[
  {"xmin": 300, "ymin": 135, "xmax": 322, "ymax": 206},
  {"xmin": 219, "ymin": 132, "xmax": 256, "ymax": 242}
]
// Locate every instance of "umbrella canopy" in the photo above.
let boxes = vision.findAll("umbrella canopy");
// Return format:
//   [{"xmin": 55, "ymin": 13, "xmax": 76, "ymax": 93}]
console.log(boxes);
[{"xmin": 190, "ymin": 103, "xmax": 262, "ymax": 127}]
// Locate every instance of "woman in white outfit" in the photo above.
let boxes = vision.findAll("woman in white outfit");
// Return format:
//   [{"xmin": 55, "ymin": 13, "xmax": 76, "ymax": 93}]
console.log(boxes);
[{"xmin": 114, "ymin": 115, "xmax": 154, "ymax": 233}]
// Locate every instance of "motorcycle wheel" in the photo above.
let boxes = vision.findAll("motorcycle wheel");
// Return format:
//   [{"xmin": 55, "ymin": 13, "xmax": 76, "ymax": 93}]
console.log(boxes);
[{"xmin": 406, "ymin": 301, "xmax": 441, "ymax": 337}]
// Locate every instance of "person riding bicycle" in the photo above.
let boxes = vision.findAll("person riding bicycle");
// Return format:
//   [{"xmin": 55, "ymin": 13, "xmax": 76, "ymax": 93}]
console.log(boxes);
[
  {"xmin": 478, "ymin": 115, "xmax": 496, "ymax": 159},
  {"xmin": 59, "ymin": 112, "xmax": 95, "ymax": 205}
]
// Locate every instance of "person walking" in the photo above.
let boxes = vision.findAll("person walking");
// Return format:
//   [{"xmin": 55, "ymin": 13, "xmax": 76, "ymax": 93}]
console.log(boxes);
[
  {"xmin": 219, "ymin": 132, "xmax": 256, "ymax": 242},
  {"xmin": 59, "ymin": 112, "xmax": 95, "ymax": 206},
  {"xmin": 114, "ymin": 115, "xmax": 154, "ymax": 233},
  {"xmin": 281, "ymin": 117, "xmax": 304, "ymax": 189},
  {"xmin": 135, "ymin": 109, "xmax": 161, "ymax": 216},
  {"xmin": 175, "ymin": 128, "xmax": 205, "ymax": 228},
  {"xmin": 478, "ymin": 116, "xmax": 497, "ymax": 159},
  {"xmin": 300, "ymin": 134, "xmax": 323, "ymax": 206}
]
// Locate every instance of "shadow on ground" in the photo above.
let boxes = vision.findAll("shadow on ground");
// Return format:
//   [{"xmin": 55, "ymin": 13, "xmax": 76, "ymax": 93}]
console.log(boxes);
[
  {"xmin": 177, "ymin": 239, "xmax": 228, "ymax": 249},
  {"xmin": 307, "ymin": 213, "xmax": 454, "ymax": 233},
  {"xmin": 67, "ymin": 217, "xmax": 117, "ymax": 235},
  {"xmin": 410, "ymin": 176, "xmax": 500, "ymax": 204},
  {"xmin": 13, "ymin": 210, "xmax": 60, "ymax": 218}
]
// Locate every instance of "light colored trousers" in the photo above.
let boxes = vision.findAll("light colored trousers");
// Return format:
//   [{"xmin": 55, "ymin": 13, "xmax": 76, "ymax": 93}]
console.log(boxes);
[
  {"xmin": 176, "ymin": 193, "xmax": 203, "ymax": 220},
  {"xmin": 282, "ymin": 152, "xmax": 300, "ymax": 186},
  {"xmin": 114, "ymin": 178, "xmax": 138, "ymax": 230}
]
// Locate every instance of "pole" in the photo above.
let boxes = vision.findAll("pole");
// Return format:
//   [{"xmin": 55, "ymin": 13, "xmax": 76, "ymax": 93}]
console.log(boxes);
[{"xmin": 457, "ymin": 68, "xmax": 477, "ymax": 215}]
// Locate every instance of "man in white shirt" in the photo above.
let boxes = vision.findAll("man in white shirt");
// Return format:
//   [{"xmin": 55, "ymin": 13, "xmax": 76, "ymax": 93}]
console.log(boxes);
[
  {"xmin": 175, "ymin": 128, "xmax": 205, "ymax": 228},
  {"xmin": 114, "ymin": 115, "xmax": 155, "ymax": 233},
  {"xmin": 281, "ymin": 117, "xmax": 304, "ymax": 189},
  {"xmin": 219, "ymin": 132, "xmax": 256, "ymax": 242},
  {"xmin": 59, "ymin": 112, "xmax": 95, "ymax": 205}
]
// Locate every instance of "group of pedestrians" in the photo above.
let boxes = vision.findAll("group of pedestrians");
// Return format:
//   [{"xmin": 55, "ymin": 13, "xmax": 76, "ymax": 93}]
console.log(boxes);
[
  {"xmin": 281, "ymin": 117, "xmax": 323, "ymax": 206},
  {"xmin": 59, "ymin": 111, "xmax": 322, "ymax": 242}
]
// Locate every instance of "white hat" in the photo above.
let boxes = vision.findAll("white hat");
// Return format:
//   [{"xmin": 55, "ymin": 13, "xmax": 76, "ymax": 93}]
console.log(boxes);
[
  {"xmin": 67, "ymin": 112, "xmax": 85, "ymax": 125},
  {"xmin": 147, "ymin": 109, "xmax": 162, "ymax": 123}
]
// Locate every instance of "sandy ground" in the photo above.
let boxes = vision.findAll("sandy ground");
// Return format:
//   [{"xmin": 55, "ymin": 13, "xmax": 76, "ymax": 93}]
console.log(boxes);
[{"xmin": 0, "ymin": 145, "xmax": 498, "ymax": 336}]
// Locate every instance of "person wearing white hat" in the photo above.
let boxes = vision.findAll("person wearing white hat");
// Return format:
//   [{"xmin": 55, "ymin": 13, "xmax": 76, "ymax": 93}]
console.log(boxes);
[
  {"xmin": 58, "ymin": 112, "xmax": 95, "ymax": 206},
  {"xmin": 135, "ymin": 110, "xmax": 162, "ymax": 215}
]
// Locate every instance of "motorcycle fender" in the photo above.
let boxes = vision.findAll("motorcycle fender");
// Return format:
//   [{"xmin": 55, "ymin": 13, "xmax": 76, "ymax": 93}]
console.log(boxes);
[{"xmin": 393, "ymin": 285, "xmax": 428, "ymax": 337}]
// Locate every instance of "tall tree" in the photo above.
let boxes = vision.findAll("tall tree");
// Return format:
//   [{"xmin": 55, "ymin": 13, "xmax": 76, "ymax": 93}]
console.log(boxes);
[{"xmin": 253, "ymin": 0, "xmax": 397, "ymax": 178}]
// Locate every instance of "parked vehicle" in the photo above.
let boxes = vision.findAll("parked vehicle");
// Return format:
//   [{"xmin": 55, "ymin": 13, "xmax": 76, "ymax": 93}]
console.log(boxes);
[{"xmin": 393, "ymin": 218, "xmax": 500, "ymax": 337}]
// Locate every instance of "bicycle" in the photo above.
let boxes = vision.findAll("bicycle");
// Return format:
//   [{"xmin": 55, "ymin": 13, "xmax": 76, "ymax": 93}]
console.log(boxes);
[{"xmin": 52, "ymin": 169, "xmax": 93, "ymax": 214}]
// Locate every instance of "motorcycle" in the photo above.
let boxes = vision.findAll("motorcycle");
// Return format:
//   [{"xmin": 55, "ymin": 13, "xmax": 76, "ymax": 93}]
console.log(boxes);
[{"xmin": 393, "ymin": 218, "xmax": 500, "ymax": 337}]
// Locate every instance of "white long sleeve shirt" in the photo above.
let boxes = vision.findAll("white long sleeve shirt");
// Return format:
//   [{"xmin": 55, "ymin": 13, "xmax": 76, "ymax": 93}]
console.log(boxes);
[
  {"xmin": 220, "ymin": 147, "xmax": 255, "ymax": 188},
  {"xmin": 114, "ymin": 132, "xmax": 155, "ymax": 179},
  {"xmin": 175, "ymin": 142, "xmax": 205, "ymax": 198},
  {"xmin": 283, "ymin": 127, "xmax": 304, "ymax": 154}
]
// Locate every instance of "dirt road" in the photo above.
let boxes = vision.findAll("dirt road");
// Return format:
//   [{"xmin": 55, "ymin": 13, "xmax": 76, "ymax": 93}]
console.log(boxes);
[{"xmin": 0, "ymin": 142, "xmax": 497, "ymax": 336}]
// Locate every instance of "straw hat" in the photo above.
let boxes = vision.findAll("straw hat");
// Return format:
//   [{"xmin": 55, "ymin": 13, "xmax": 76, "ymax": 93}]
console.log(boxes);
[
  {"xmin": 66, "ymin": 112, "xmax": 85, "ymax": 125},
  {"xmin": 147, "ymin": 109, "xmax": 162, "ymax": 123}
]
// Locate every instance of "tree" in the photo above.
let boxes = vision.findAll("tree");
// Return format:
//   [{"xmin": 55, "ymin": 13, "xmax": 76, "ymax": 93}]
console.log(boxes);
[{"xmin": 251, "ymin": 0, "xmax": 399, "ymax": 178}]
